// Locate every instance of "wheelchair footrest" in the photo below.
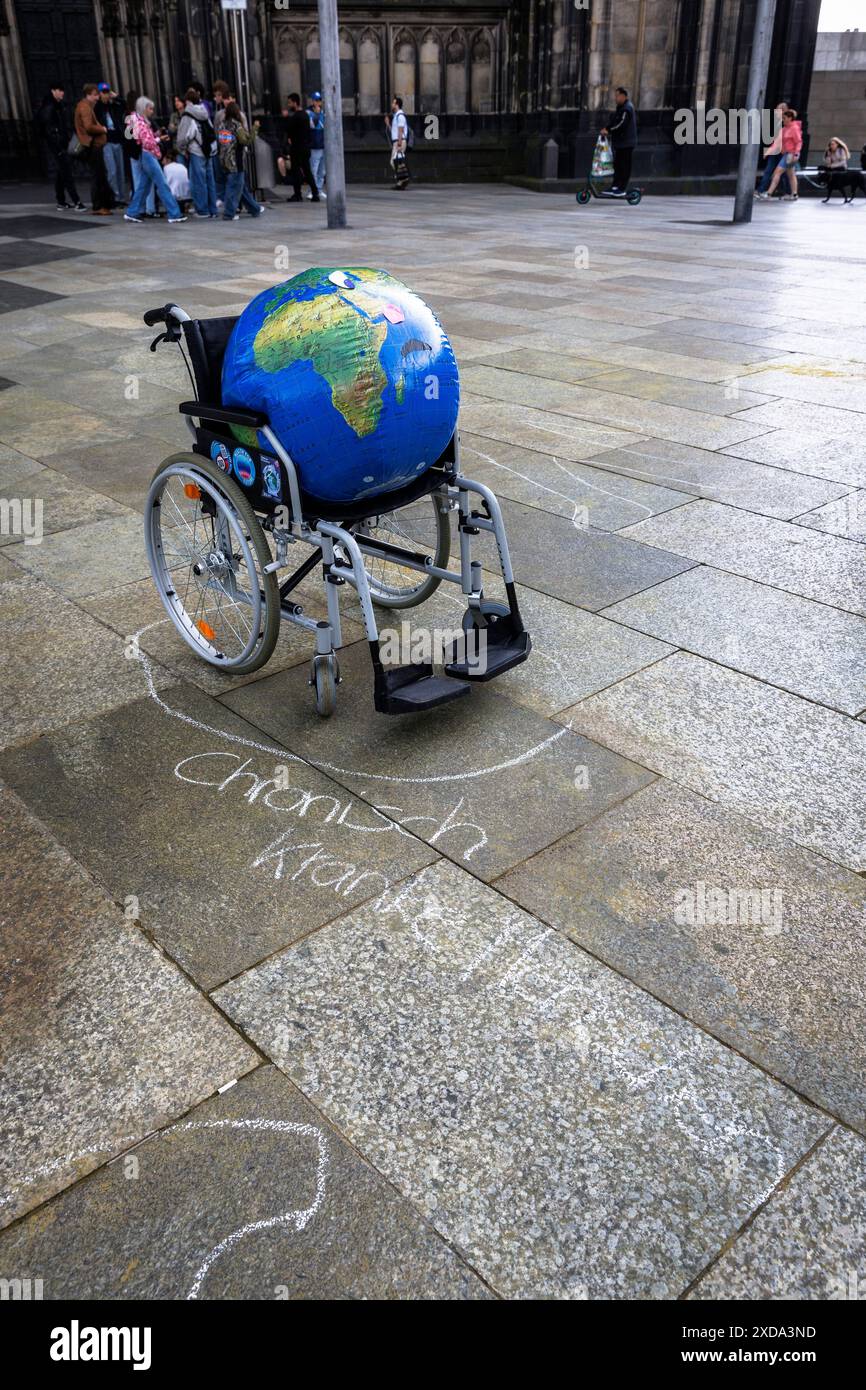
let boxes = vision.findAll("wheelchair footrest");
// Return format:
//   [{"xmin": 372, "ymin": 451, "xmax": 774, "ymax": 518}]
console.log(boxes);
[
  {"xmin": 444, "ymin": 614, "xmax": 532, "ymax": 682},
  {"xmin": 374, "ymin": 662, "xmax": 471, "ymax": 715}
]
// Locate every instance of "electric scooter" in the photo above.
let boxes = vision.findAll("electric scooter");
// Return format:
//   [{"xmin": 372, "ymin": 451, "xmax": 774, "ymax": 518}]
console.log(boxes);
[{"xmin": 576, "ymin": 137, "xmax": 642, "ymax": 205}]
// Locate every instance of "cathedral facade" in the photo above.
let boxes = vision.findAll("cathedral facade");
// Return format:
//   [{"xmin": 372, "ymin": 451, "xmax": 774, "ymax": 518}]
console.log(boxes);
[{"xmin": 1, "ymin": 0, "xmax": 822, "ymax": 181}]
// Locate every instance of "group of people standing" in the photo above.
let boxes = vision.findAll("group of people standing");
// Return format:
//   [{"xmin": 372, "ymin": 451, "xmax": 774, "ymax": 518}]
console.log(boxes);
[{"xmin": 35, "ymin": 78, "xmax": 276, "ymax": 224}]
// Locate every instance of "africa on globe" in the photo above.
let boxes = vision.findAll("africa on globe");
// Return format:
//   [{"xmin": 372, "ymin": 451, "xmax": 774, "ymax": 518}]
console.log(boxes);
[{"xmin": 221, "ymin": 267, "xmax": 460, "ymax": 503}]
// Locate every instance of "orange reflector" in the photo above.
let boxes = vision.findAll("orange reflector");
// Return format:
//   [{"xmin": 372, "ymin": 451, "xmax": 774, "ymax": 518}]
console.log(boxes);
[
  {"xmin": 184, "ymin": 483, "xmax": 201, "ymax": 500},
  {"xmin": 197, "ymin": 620, "xmax": 216, "ymax": 641}
]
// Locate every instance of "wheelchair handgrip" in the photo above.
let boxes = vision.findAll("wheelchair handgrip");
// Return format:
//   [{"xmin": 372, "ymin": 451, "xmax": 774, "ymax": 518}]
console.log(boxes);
[{"xmin": 143, "ymin": 302, "xmax": 179, "ymax": 327}]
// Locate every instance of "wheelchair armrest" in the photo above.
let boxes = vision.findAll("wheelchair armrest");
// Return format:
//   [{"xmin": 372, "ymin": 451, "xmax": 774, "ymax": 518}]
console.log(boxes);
[{"xmin": 179, "ymin": 401, "xmax": 270, "ymax": 430}]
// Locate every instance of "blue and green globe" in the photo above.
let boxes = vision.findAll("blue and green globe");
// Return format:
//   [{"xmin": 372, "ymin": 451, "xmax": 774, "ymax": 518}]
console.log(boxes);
[{"xmin": 221, "ymin": 267, "xmax": 460, "ymax": 503}]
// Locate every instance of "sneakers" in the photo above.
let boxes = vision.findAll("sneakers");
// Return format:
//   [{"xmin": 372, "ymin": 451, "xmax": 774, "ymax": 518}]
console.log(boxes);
[
  {"xmin": 781, "ymin": 194, "xmax": 798, "ymax": 201},
  {"xmin": 56, "ymin": 202, "xmax": 72, "ymax": 210},
  {"xmin": 73, "ymin": 201, "xmax": 87, "ymax": 211},
  {"xmin": 222, "ymin": 214, "xmax": 240, "ymax": 221},
  {"xmin": 168, "ymin": 216, "xmax": 188, "ymax": 224},
  {"xmin": 123, "ymin": 213, "xmax": 143, "ymax": 222},
  {"xmin": 755, "ymin": 191, "xmax": 769, "ymax": 200}
]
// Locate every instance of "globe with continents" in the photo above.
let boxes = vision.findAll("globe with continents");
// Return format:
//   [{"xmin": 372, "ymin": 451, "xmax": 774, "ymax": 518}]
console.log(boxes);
[{"xmin": 221, "ymin": 266, "xmax": 460, "ymax": 503}]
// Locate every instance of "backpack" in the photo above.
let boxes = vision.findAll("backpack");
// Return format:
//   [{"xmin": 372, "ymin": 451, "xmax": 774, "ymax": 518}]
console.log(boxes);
[
  {"xmin": 405, "ymin": 118, "xmax": 415, "ymax": 148},
  {"xmin": 194, "ymin": 114, "xmax": 216, "ymax": 159},
  {"xmin": 217, "ymin": 123, "xmax": 237, "ymax": 170}
]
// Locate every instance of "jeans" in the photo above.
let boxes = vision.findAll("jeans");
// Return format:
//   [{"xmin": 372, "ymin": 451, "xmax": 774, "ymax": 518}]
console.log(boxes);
[
  {"xmin": 222, "ymin": 169, "xmax": 261, "ymax": 218},
  {"xmin": 310, "ymin": 147, "xmax": 325, "ymax": 190},
  {"xmin": 103, "ymin": 142, "xmax": 126, "ymax": 202},
  {"xmin": 127, "ymin": 150, "xmax": 182, "ymax": 220},
  {"xmin": 758, "ymin": 152, "xmax": 783, "ymax": 192},
  {"xmin": 130, "ymin": 156, "xmax": 156, "ymax": 214},
  {"xmin": 214, "ymin": 153, "xmax": 226, "ymax": 203},
  {"xmin": 188, "ymin": 152, "xmax": 217, "ymax": 216}
]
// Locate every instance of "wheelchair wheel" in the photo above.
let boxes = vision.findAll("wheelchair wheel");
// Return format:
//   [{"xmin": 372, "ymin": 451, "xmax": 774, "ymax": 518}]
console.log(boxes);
[
  {"xmin": 310, "ymin": 651, "xmax": 339, "ymax": 718},
  {"xmin": 355, "ymin": 492, "xmax": 450, "ymax": 609},
  {"xmin": 145, "ymin": 452, "xmax": 280, "ymax": 675}
]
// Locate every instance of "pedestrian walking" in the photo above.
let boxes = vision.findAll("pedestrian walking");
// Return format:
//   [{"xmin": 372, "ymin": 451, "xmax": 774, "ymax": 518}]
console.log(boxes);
[
  {"xmin": 386, "ymin": 97, "xmax": 410, "ymax": 189},
  {"xmin": 284, "ymin": 93, "xmax": 319, "ymax": 202},
  {"xmin": 96, "ymin": 82, "xmax": 127, "ymax": 203},
  {"xmin": 177, "ymin": 87, "xmax": 218, "ymax": 217},
  {"xmin": 73, "ymin": 83, "xmax": 115, "ymax": 215},
  {"xmin": 125, "ymin": 91, "xmax": 156, "ymax": 217},
  {"xmin": 307, "ymin": 91, "xmax": 326, "ymax": 199},
  {"xmin": 123, "ymin": 97, "xmax": 187, "ymax": 224},
  {"xmin": 35, "ymin": 84, "xmax": 85, "ymax": 210},
  {"xmin": 755, "ymin": 100, "xmax": 788, "ymax": 199},
  {"xmin": 766, "ymin": 109, "xmax": 802, "ymax": 201},
  {"xmin": 601, "ymin": 86, "xmax": 637, "ymax": 194}
]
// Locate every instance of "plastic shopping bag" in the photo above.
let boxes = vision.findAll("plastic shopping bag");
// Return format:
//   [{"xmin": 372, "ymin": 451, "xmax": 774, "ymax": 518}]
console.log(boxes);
[{"xmin": 592, "ymin": 134, "xmax": 614, "ymax": 179}]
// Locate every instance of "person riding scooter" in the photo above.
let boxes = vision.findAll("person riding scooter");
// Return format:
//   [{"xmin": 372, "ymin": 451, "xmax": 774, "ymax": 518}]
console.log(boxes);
[{"xmin": 601, "ymin": 87, "xmax": 637, "ymax": 196}]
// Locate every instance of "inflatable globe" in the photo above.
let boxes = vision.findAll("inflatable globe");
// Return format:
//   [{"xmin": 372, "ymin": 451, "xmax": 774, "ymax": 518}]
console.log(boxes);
[{"xmin": 221, "ymin": 267, "xmax": 460, "ymax": 503}]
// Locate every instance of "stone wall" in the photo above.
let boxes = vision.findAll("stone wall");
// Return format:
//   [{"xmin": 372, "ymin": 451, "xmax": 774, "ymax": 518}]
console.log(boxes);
[{"xmin": 807, "ymin": 30, "xmax": 866, "ymax": 165}]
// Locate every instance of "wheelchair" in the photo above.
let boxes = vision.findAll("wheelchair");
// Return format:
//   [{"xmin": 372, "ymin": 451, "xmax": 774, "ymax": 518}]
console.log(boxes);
[{"xmin": 142, "ymin": 302, "xmax": 531, "ymax": 716}]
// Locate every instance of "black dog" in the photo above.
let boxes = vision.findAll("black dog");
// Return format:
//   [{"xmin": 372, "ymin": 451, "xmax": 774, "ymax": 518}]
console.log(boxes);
[{"xmin": 820, "ymin": 167, "xmax": 866, "ymax": 203}]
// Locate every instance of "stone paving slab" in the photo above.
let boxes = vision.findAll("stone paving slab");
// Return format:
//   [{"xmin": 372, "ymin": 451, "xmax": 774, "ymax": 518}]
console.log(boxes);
[
  {"xmin": 721, "ymin": 428, "xmax": 866, "ymax": 488},
  {"xmin": 731, "ymin": 398, "xmax": 866, "ymax": 440},
  {"xmin": 691, "ymin": 1127, "xmax": 866, "ymax": 1300},
  {"xmin": 461, "ymin": 434, "xmax": 691, "ymax": 530},
  {"xmin": 0, "ymin": 386, "xmax": 130, "ymax": 458},
  {"xmin": 499, "ymin": 780, "xmax": 866, "ymax": 1132},
  {"xmin": 214, "ymin": 859, "xmax": 827, "ymax": 1300},
  {"xmin": 583, "ymin": 437, "xmax": 850, "ymax": 520},
  {"xmin": 421, "ymin": 580, "xmax": 673, "ymax": 718},
  {"xmin": 563, "ymin": 651, "xmax": 866, "ymax": 872},
  {"xmin": 460, "ymin": 394, "xmax": 646, "ymax": 457},
  {"xmin": 0, "ymin": 683, "xmax": 437, "ymax": 991},
  {"xmin": 795, "ymin": 492, "xmax": 866, "ymax": 544},
  {"xmin": 4, "ymin": 513, "xmax": 152, "ymax": 598},
  {"xmin": 0, "ymin": 1065, "xmax": 489, "ymax": 1300},
  {"xmin": 618, "ymin": 499, "xmax": 866, "ymax": 615},
  {"xmin": 0, "ymin": 573, "xmax": 174, "ymax": 750},
  {"xmin": 582, "ymin": 366, "xmax": 775, "ymax": 415},
  {"xmin": 0, "ymin": 465, "xmax": 131, "ymax": 547},
  {"xmin": 495, "ymin": 496, "xmax": 697, "ymax": 609},
  {"xmin": 221, "ymin": 639, "xmax": 656, "ymax": 881},
  {"xmin": 602, "ymin": 566, "xmax": 866, "ymax": 715},
  {"xmin": 0, "ymin": 784, "xmax": 256, "ymax": 1227}
]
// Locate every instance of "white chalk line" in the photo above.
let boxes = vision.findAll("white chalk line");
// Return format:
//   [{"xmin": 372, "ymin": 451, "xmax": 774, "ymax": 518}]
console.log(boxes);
[
  {"xmin": 0, "ymin": 1118, "xmax": 329, "ymax": 1302},
  {"xmin": 134, "ymin": 621, "xmax": 573, "ymax": 785}
]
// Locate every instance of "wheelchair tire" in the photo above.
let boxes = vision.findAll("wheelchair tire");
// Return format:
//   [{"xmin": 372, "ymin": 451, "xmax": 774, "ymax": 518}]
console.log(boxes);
[
  {"xmin": 356, "ymin": 491, "xmax": 451, "ymax": 609},
  {"xmin": 145, "ymin": 452, "xmax": 280, "ymax": 676}
]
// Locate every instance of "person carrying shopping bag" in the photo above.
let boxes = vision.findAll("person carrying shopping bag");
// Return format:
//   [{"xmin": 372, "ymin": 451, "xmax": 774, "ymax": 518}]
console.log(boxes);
[
  {"xmin": 123, "ymin": 97, "xmax": 187, "ymax": 223},
  {"xmin": 755, "ymin": 100, "xmax": 788, "ymax": 199}
]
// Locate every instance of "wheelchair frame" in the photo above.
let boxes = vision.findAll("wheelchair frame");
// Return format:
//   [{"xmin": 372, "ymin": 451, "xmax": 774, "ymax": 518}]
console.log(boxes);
[{"xmin": 142, "ymin": 301, "xmax": 531, "ymax": 716}]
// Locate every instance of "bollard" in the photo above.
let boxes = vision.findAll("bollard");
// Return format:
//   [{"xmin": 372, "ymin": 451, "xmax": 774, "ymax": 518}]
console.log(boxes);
[{"xmin": 542, "ymin": 137, "xmax": 559, "ymax": 181}]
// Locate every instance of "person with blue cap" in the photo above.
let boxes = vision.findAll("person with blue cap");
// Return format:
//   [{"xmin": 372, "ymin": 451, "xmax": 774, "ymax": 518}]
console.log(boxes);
[{"xmin": 307, "ymin": 91, "xmax": 326, "ymax": 200}]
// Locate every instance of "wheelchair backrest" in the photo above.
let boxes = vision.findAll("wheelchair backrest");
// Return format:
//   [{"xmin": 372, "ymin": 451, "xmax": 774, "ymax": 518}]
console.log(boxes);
[{"xmin": 182, "ymin": 316, "xmax": 239, "ymax": 405}]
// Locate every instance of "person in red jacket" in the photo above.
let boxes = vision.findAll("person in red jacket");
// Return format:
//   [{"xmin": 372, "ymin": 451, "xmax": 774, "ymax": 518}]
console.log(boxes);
[{"xmin": 766, "ymin": 109, "xmax": 803, "ymax": 201}]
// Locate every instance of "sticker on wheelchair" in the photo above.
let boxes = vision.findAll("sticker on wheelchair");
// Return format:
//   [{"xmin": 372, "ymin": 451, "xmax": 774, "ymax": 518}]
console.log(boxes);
[
  {"xmin": 210, "ymin": 441, "xmax": 232, "ymax": 472},
  {"xmin": 232, "ymin": 447, "xmax": 256, "ymax": 487},
  {"xmin": 260, "ymin": 456, "xmax": 282, "ymax": 501}
]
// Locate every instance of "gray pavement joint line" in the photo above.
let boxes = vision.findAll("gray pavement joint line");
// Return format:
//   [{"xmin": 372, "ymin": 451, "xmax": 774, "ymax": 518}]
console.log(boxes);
[
  {"xmin": 581, "ymin": 442, "xmax": 861, "ymax": 505},
  {"xmin": 677, "ymin": 1125, "xmax": 839, "ymax": 1301}
]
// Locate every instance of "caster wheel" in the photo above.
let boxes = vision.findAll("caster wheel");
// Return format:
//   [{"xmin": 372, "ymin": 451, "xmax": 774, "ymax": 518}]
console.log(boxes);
[
  {"xmin": 576, "ymin": 189, "xmax": 591, "ymax": 205},
  {"xmin": 627, "ymin": 188, "xmax": 642, "ymax": 205},
  {"xmin": 310, "ymin": 651, "xmax": 339, "ymax": 717}
]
